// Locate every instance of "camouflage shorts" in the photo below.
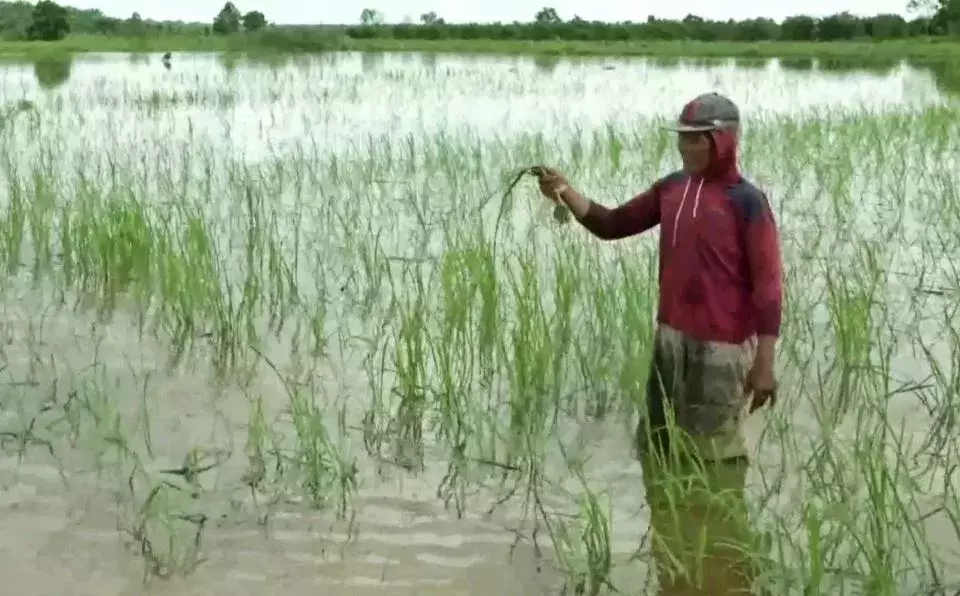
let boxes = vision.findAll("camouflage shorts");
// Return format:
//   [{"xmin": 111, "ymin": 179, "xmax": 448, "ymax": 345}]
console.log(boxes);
[{"xmin": 639, "ymin": 323, "xmax": 757, "ymax": 462}]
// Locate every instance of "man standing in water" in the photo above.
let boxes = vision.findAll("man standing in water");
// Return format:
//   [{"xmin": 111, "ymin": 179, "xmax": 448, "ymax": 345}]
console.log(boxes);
[{"xmin": 538, "ymin": 92, "xmax": 782, "ymax": 594}]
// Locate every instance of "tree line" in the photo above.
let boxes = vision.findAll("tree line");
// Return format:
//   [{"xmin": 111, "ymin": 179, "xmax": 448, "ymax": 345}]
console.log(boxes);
[
  {"xmin": 7, "ymin": 0, "xmax": 959, "ymax": 43},
  {"xmin": 350, "ymin": 4, "xmax": 959, "ymax": 41},
  {"xmin": 0, "ymin": 0, "xmax": 206, "ymax": 41},
  {"xmin": 0, "ymin": 1, "xmax": 263, "ymax": 42}
]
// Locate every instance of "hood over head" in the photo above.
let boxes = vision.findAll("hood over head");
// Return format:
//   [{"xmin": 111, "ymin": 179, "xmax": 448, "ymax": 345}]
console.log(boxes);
[
  {"xmin": 704, "ymin": 125, "xmax": 740, "ymax": 184},
  {"xmin": 666, "ymin": 92, "xmax": 742, "ymax": 184}
]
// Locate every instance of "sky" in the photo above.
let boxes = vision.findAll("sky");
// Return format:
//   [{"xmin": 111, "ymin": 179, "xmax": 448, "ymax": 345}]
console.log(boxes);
[{"xmin": 63, "ymin": 0, "xmax": 920, "ymax": 26}]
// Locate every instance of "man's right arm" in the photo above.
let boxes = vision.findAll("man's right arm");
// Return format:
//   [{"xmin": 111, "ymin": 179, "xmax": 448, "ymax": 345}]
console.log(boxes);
[{"xmin": 561, "ymin": 177, "xmax": 668, "ymax": 240}]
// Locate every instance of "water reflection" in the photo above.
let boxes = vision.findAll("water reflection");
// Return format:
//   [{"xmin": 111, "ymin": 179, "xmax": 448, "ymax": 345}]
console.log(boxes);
[
  {"xmin": 33, "ymin": 56, "xmax": 73, "ymax": 90},
  {"xmin": 203, "ymin": 51, "xmax": 960, "ymax": 104},
  {"xmin": 779, "ymin": 57, "xmax": 814, "ymax": 71},
  {"xmin": 0, "ymin": 50, "xmax": 954, "ymax": 165},
  {"xmin": 648, "ymin": 55, "xmax": 682, "ymax": 68},
  {"xmin": 361, "ymin": 51, "xmax": 384, "ymax": 74},
  {"xmin": 533, "ymin": 54, "xmax": 560, "ymax": 73},
  {"xmin": 243, "ymin": 52, "xmax": 292, "ymax": 71},
  {"xmin": 127, "ymin": 53, "xmax": 149, "ymax": 66},
  {"xmin": 733, "ymin": 57, "xmax": 768, "ymax": 70},
  {"xmin": 917, "ymin": 58, "xmax": 960, "ymax": 98},
  {"xmin": 420, "ymin": 52, "xmax": 437, "ymax": 73},
  {"xmin": 819, "ymin": 55, "xmax": 899, "ymax": 75},
  {"xmin": 219, "ymin": 52, "xmax": 238, "ymax": 74}
]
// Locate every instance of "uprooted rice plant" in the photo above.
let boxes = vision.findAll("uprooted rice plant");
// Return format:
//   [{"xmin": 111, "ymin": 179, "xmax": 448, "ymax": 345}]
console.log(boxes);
[{"xmin": 0, "ymin": 52, "xmax": 958, "ymax": 594}]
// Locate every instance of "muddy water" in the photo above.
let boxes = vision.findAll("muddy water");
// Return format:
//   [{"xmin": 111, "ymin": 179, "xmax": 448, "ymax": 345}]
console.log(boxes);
[
  {"xmin": 6, "ymin": 51, "xmax": 952, "ymax": 172},
  {"xmin": 0, "ymin": 286, "xmax": 572, "ymax": 595},
  {"xmin": 0, "ymin": 52, "xmax": 957, "ymax": 596}
]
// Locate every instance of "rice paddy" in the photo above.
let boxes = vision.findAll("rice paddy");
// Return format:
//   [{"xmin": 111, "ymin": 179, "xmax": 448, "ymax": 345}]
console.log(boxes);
[{"xmin": 0, "ymin": 51, "xmax": 958, "ymax": 595}]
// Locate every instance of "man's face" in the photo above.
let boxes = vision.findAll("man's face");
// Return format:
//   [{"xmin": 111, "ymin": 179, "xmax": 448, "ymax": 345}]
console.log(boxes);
[{"xmin": 677, "ymin": 131, "xmax": 712, "ymax": 173}]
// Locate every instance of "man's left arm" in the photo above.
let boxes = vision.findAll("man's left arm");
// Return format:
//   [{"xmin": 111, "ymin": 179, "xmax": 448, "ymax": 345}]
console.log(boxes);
[{"xmin": 744, "ymin": 191, "xmax": 783, "ymax": 368}]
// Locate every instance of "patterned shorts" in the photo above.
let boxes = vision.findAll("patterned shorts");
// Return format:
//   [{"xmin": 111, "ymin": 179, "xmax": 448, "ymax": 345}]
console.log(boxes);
[{"xmin": 638, "ymin": 323, "xmax": 757, "ymax": 462}]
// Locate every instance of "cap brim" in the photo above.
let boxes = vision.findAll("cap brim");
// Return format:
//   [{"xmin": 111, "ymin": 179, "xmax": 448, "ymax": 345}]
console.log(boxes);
[{"xmin": 663, "ymin": 123, "xmax": 717, "ymax": 132}]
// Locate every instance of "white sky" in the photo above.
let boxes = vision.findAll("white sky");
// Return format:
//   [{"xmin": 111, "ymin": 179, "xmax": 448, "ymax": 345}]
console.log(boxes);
[{"xmin": 64, "ymin": 0, "xmax": 920, "ymax": 26}]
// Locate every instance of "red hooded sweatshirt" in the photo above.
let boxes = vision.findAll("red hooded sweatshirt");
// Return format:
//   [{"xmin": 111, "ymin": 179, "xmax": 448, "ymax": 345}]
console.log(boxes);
[{"xmin": 577, "ymin": 128, "xmax": 783, "ymax": 345}]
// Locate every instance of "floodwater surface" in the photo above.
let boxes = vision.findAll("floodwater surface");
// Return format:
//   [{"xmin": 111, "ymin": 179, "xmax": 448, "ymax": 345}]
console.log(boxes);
[{"xmin": 0, "ymin": 51, "xmax": 958, "ymax": 595}]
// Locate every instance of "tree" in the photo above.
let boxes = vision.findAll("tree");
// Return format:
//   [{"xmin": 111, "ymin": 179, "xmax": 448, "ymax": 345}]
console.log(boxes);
[
  {"xmin": 932, "ymin": 0, "xmax": 960, "ymax": 33},
  {"xmin": 125, "ymin": 12, "xmax": 146, "ymax": 37},
  {"xmin": 908, "ymin": 0, "xmax": 960, "ymax": 33},
  {"xmin": 867, "ymin": 14, "xmax": 908, "ymax": 38},
  {"xmin": 780, "ymin": 15, "xmax": 816, "ymax": 40},
  {"xmin": 242, "ymin": 10, "xmax": 266, "ymax": 32},
  {"xmin": 907, "ymin": 0, "xmax": 941, "ymax": 17},
  {"xmin": 340, "ymin": 7, "xmax": 959, "ymax": 45},
  {"xmin": 818, "ymin": 11, "xmax": 865, "ymax": 39},
  {"xmin": 534, "ymin": 7, "xmax": 561, "ymax": 24},
  {"xmin": 27, "ymin": 0, "xmax": 70, "ymax": 41},
  {"xmin": 734, "ymin": 18, "xmax": 779, "ymax": 41},
  {"xmin": 360, "ymin": 9, "xmax": 384, "ymax": 25},
  {"xmin": 91, "ymin": 16, "xmax": 119, "ymax": 34},
  {"xmin": 212, "ymin": 2, "xmax": 241, "ymax": 35}
]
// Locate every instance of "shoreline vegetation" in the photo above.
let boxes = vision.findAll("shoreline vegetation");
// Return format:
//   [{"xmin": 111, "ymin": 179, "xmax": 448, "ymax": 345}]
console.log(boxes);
[
  {"xmin": 1, "ymin": 0, "xmax": 958, "ymax": 64},
  {"xmin": 0, "ymin": 34, "xmax": 959, "ymax": 63}
]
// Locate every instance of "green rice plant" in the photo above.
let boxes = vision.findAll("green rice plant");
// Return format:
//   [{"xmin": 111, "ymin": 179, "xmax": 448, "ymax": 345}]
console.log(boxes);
[{"xmin": 545, "ymin": 479, "xmax": 615, "ymax": 596}]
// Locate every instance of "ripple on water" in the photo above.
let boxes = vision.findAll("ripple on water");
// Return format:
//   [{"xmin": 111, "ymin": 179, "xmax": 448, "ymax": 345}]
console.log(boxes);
[{"xmin": 0, "ymin": 451, "xmax": 564, "ymax": 595}]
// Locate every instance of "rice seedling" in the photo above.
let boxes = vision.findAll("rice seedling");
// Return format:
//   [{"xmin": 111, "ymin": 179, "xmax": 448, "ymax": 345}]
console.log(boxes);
[{"xmin": 0, "ymin": 52, "xmax": 957, "ymax": 595}]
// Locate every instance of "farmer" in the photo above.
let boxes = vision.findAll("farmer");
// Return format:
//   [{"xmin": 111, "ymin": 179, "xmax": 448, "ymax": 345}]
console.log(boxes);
[{"xmin": 537, "ymin": 92, "xmax": 782, "ymax": 594}]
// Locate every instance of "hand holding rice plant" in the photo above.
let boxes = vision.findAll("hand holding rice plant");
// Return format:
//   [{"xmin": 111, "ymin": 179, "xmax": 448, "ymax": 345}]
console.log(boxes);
[{"xmin": 530, "ymin": 166, "xmax": 580, "ymax": 223}]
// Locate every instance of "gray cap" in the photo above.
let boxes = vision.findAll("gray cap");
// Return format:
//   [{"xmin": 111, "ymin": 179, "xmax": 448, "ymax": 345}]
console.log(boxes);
[{"xmin": 665, "ymin": 92, "xmax": 740, "ymax": 132}]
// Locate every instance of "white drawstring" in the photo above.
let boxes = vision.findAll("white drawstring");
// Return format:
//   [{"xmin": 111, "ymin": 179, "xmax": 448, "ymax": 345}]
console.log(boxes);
[
  {"xmin": 672, "ymin": 177, "xmax": 690, "ymax": 248},
  {"xmin": 672, "ymin": 176, "xmax": 704, "ymax": 247},
  {"xmin": 691, "ymin": 177, "xmax": 704, "ymax": 219}
]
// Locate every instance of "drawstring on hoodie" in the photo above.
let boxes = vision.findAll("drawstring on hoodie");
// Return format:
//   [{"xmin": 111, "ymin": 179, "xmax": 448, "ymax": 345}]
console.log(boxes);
[{"xmin": 671, "ymin": 176, "xmax": 704, "ymax": 247}]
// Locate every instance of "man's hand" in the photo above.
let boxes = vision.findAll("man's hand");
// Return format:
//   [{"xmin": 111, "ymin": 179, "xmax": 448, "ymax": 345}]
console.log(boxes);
[
  {"xmin": 534, "ymin": 166, "xmax": 591, "ymax": 218},
  {"xmin": 534, "ymin": 166, "xmax": 569, "ymax": 201},
  {"xmin": 745, "ymin": 357, "xmax": 778, "ymax": 413}
]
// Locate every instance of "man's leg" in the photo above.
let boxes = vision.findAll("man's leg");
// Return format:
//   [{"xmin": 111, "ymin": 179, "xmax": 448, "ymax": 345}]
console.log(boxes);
[
  {"xmin": 642, "ymin": 453, "xmax": 755, "ymax": 595},
  {"xmin": 638, "ymin": 327, "xmax": 759, "ymax": 595}
]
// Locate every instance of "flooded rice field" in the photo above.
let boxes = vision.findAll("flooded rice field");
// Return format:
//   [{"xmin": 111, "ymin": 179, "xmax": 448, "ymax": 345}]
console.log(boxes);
[{"xmin": 0, "ymin": 51, "xmax": 959, "ymax": 595}]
